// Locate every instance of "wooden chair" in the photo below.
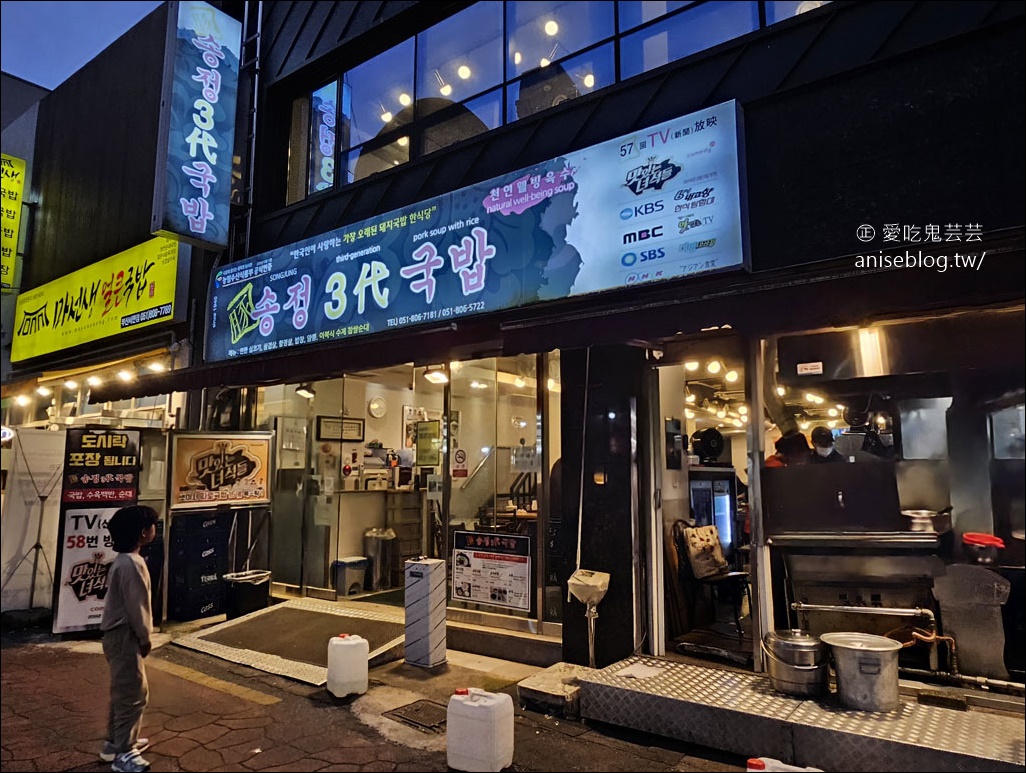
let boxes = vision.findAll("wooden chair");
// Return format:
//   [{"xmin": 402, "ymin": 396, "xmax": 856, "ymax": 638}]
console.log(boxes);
[{"xmin": 671, "ymin": 520, "xmax": 752, "ymax": 641}]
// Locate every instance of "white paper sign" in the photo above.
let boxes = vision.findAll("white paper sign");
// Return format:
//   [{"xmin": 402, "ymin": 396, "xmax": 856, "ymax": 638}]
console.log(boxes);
[{"xmin": 53, "ymin": 507, "xmax": 118, "ymax": 633}]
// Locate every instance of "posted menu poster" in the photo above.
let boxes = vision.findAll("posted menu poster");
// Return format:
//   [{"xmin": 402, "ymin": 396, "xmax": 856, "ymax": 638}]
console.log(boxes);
[
  {"xmin": 170, "ymin": 432, "xmax": 272, "ymax": 510},
  {"xmin": 207, "ymin": 100, "xmax": 745, "ymax": 361},
  {"xmin": 452, "ymin": 531, "xmax": 530, "ymax": 612},
  {"xmin": 53, "ymin": 429, "xmax": 141, "ymax": 634}
]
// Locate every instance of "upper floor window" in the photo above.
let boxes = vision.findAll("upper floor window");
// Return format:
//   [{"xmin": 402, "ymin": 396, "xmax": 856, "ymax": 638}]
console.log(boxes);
[{"xmin": 286, "ymin": 0, "xmax": 832, "ymax": 205}]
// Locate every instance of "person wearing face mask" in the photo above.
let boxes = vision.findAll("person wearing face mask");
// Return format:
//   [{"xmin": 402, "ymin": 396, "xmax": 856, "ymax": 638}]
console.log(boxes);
[{"xmin": 809, "ymin": 426, "xmax": 845, "ymax": 463}]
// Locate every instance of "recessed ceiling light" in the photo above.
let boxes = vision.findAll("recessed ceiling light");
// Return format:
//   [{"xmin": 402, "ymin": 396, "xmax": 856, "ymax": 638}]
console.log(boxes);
[
  {"xmin": 147, "ymin": 361, "xmax": 166, "ymax": 372},
  {"xmin": 707, "ymin": 360, "xmax": 722, "ymax": 375},
  {"xmin": 64, "ymin": 380, "xmax": 79, "ymax": 390},
  {"xmin": 16, "ymin": 395, "xmax": 31, "ymax": 406},
  {"xmin": 87, "ymin": 376, "xmax": 103, "ymax": 387},
  {"xmin": 514, "ymin": 51, "xmax": 522, "ymax": 65},
  {"xmin": 36, "ymin": 386, "xmax": 52, "ymax": 397},
  {"xmin": 725, "ymin": 370, "xmax": 739, "ymax": 383},
  {"xmin": 684, "ymin": 361, "xmax": 699, "ymax": 372},
  {"xmin": 117, "ymin": 370, "xmax": 134, "ymax": 382},
  {"xmin": 398, "ymin": 92, "xmax": 412, "ymax": 107},
  {"xmin": 544, "ymin": 20, "xmax": 559, "ymax": 36},
  {"xmin": 776, "ymin": 386, "xmax": 786, "ymax": 396},
  {"xmin": 583, "ymin": 73, "xmax": 595, "ymax": 89},
  {"xmin": 457, "ymin": 65, "xmax": 471, "ymax": 79}
]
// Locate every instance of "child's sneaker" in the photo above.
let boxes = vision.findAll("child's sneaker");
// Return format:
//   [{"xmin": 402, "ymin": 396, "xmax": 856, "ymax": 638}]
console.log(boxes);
[
  {"xmin": 111, "ymin": 749, "xmax": 151, "ymax": 772},
  {"xmin": 100, "ymin": 738, "xmax": 149, "ymax": 762}
]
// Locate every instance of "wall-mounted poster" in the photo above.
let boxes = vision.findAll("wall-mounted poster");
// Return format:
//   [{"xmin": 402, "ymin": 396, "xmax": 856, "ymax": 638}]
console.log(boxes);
[
  {"xmin": 61, "ymin": 429, "xmax": 141, "ymax": 505},
  {"xmin": 403, "ymin": 405, "xmax": 441, "ymax": 450},
  {"xmin": 53, "ymin": 507, "xmax": 118, "ymax": 634},
  {"xmin": 415, "ymin": 420, "xmax": 441, "ymax": 467},
  {"xmin": 170, "ymin": 432, "xmax": 272, "ymax": 509},
  {"xmin": 452, "ymin": 530, "xmax": 530, "ymax": 611}
]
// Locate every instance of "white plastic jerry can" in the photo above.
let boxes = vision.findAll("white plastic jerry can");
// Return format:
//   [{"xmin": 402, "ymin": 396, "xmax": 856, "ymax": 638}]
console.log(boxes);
[
  {"xmin": 446, "ymin": 687, "xmax": 514, "ymax": 772},
  {"xmin": 326, "ymin": 633, "xmax": 369, "ymax": 697}
]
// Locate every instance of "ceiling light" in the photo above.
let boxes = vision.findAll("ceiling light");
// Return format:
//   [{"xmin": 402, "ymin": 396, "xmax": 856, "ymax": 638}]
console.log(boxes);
[
  {"xmin": 397, "ymin": 136, "xmax": 409, "ymax": 147},
  {"xmin": 117, "ymin": 370, "xmax": 134, "ymax": 382},
  {"xmin": 583, "ymin": 73, "xmax": 595, "ymax": 89},
  {"xmin": 147, "ymin": 361, "xmax": 166, "ymax": 372},
  {"xmin": 684, "ymin": 361, "xmax": 699, "ymax": 372},
  {"xmin": 514, "ymin": 377, "xmax": 526, "ymax": 388},
  {"xmin": 295, "ymin": 383, "xmax": 316, "ymax": 399},
  {"xmin": 449, "ymin": 361, "xmax": 462, "ymax": 372},
  {"xmin": 741, "ymin": 415, "xmax": 749, "ymax": 423},
  {"xmin": 457, "ymin": 64, "xmax": 471, "ymax": 79},
  {"xmin": 733, "ymin": 419, "xmax": 743, "ymax": 427},
  {"xmin": 481, "ymin": 446, "xmax": 491, "ymax": 455},
  {"xmin": 805, "ymin": 393, "xmax": 824, "ymax": 404},
  {"xmin": 776, "ymin": 386, "xmax": 786, "ymax": 396},
  {"xmin": 685, "ymin": 393, "xmax": 696, "ymax": 403},
  {"xmin": 707, "ymin": 360, "xmax": 722, "ymax": 374},
  {"xmin": 544, "ymin": 20, "xmax": 559, "ymax": 36},
  {"xmin": 380, "ymin": 110, "xmax": 392, "ymax": 123},
  {"xmin": 836, "ymin": 404, "xmax": 846, "ymax": 411},
  {"xmin": 36, "ymin": 386, "xmax": 52, "ymax": 397},
  {"xmin": 514, "ymin": 51, "xmax": 522, "ymax": 65},
  {"xmin": 87, "ymin": 376, "xmax": 103, "ymax": 387},
  {"xmin": 716, "ymin": 409, "xmax": 726, "ymax": 419},
  {"xmin": 827, "ymin": 420, "xmax": 838, "ymax": 428},
  {"xmin": 64, "ymin": 380, "xmax": 79, "ymax": 390},
  {"xmin": 16, "ymin": 395, "xmax": 31, "ymax": 407},
  {"xmin": 828, "ymin": 408, "xmax": 838, "ymax": 417},
  {"xmin": 470, "ymin": 380, "xmax": 488, "ymax": 390},
  {"xmin": 725, "ymin": 370, "xmax": 739, "ymax": 383},
  {"xmin": 685, "ymin": 409, "xmax": 695, "ymax": 419},
  {"xmin": 398, "ymin": 92, "xmax": 412, "ymax": 107},
  {"xmin": 423, "ymin": 366, "xmax": 448, "ymax": 384},
  {"xmin": 547, "ymin": 378, "xmax": 556, "ymax": 391},
  {"xmin": 738, "ymin": 405, "xmax": 748, "ymax": 415},
  {"xmin": 799, "ymin": 421, "xmax": 810, "ymax": 430},
  {"xmin": 434, "ymin": 70, "xmax": 452, "ymax": 97},
  {"xmin": 540, "ymin": 58, "xmax": 550, "ymax": 68}
]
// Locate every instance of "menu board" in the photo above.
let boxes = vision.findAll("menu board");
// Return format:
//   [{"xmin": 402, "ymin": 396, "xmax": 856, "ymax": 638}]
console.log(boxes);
[{"xmin": 452, "ymin": 531, "xmax": 530, "ymax": 612}]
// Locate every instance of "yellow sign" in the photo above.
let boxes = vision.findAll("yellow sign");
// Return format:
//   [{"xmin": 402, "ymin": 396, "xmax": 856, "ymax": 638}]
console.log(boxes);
[
  {"xmin": 1, "ymin": 154, "xmax": 26, "ymax": 291},
  {"xmin": 11, "ymin": 237, "xmax": 180, "ymax": 362},
  {"xmin": 170, "ymin": 432, "xmax": 272, "ymax": 510}
]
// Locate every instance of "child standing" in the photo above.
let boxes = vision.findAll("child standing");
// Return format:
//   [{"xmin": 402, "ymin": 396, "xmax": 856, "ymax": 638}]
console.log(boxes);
[{"xmin": 99, "ymin": 505, "xmax": 158, "ymax": 773}]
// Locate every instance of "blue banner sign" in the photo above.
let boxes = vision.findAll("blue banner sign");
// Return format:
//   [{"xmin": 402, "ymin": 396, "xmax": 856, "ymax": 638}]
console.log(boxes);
[
  {"xmin": 152, "ymin": 1, "xmax": 242, "ymax": 249},
  {"xmin": 206, "ymin": 100, "xmax": 746, "ymax": 361}
]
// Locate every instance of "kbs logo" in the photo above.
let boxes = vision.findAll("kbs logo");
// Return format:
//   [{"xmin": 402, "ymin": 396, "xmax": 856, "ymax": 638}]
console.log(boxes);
[
  {"xmin": 624, "ymin": 158, "xmax": 682, "ymax": 196},
  {"xmin": 621, "ymin": 248, "xmax": 666, "ymax": 267},
  {"xmin": 623, "ymin": 225, "xmax": 664, "ymax": 245},
  {"xmin": 619, "ymin": 200, "xmax": 665, "ymax": 220}
]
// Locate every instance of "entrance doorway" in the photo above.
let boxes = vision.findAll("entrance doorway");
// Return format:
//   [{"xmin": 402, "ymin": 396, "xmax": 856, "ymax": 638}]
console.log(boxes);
[{"xmin": 653, "ymin": 335, "xmax": 754, "ymax": 667}]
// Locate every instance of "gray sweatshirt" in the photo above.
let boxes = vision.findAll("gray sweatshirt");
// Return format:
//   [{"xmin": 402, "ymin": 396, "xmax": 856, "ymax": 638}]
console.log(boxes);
[{"xmin": 100, "ymin": 552, "xmax": 152, "ymax": 648}]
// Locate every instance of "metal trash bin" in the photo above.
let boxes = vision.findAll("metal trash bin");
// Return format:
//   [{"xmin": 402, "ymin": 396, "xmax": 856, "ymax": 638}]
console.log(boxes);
[
  {"xmin": 363, "ymin": 528, "xmax": 396, "ymax": 590},
  {"xmin": 333, "ymin": 556, "xmax": 368, "ymax": 595},
  {"xmin": 223, "ymin": 569, "xmax": 271, "ymax": 620}
]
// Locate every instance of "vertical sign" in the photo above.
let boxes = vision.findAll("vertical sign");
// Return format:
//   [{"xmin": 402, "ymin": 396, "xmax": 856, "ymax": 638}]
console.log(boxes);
[
  {"xmin": 53, "ymin": 429, "xmax": 141, "ymax": 634},
  {"xmin": 309, "ymin": 81, "xmax": 337, "ymax": 196},
  {"xmin": 1, "ymin": 154, "xmax": 26, "ymax": 291},
  {"xmin": 152, "ymin": 1, "xmax": 242, "ymax": 249}
]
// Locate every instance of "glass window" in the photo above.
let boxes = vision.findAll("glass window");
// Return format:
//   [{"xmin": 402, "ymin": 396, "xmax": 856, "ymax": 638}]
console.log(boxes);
[
  {"xmin": 340, "ymin": 39, "xmax": 415, "ymax": 152},
  {"xmin": 286, "ymin": 96, "xmax": 310, "ymax": 206},
  {"xmin": 507, "ymin": 1, "xmax": 615, "ymax": 78},
  {"xmin": 766, "ymin": 0, "xmax": 831, "ymax": 26},
  {"xmin": 308, "ymin": 81, "xmax": 337, "ymax": 196},
  {"xmin": 618, "ymin": 1, "xmax": 694, "ymax": 33},
  {"xmin": 422, "ymin": 88, "xmax": 503, "ymax": 156},
  {"xmin": 417, "ymin": 3, "xmax": 504, "ymax": 106},
  {"xmin": 508, "ymin": 43, "xmax": 614, "ymax": 121},
  {"xmin": 620, "ymin": 1, "xmax": 759, "ymax": 80},
  {"xmin": 345, "ymin": 135, "xmax": 411, "ymax": 185}
]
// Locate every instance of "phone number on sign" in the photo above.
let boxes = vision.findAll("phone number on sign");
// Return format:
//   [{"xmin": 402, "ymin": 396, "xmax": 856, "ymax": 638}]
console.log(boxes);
[{"xmin": 386, "ymin": 301, "xmax": 486, "ymax": 328}]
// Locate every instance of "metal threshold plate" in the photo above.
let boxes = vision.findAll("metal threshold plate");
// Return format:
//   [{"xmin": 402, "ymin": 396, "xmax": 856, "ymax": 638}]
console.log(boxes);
[{"xmin": 384, "ymin": 699, "xmax": 448, "ymax": 733}]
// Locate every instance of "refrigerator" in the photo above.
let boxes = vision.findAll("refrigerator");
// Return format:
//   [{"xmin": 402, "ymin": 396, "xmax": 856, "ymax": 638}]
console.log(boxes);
[{"xmin": 688, "ymin": 467, "xmax": 738, "ymax": 558}]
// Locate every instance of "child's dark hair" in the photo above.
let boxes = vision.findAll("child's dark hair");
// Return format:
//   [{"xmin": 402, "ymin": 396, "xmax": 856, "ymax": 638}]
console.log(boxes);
[{"xmin": 107, "ymin": 505, "xmax": 158, "ymax": 553}]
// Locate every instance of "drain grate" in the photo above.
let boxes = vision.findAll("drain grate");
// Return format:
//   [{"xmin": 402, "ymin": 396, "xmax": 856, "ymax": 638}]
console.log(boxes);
[{"xmin": 383, "ymin": 699, "xmax": 448, "ymax": 733}]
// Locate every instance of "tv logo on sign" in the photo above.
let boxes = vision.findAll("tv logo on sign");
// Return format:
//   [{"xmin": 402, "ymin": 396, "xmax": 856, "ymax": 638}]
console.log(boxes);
[
  {"xmin": 621, "ymin": 248, "xmax": 665, "ymax": 267},
  {"xmin": 619, "ymin": 200, "xmax": 665, "ymax": 220},
  {"xmin": 623, "ymin": 225, "xmax": 664, "ymax": 244}
]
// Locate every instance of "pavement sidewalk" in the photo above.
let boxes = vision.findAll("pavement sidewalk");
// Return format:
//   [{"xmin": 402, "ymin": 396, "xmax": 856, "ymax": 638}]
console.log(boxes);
[{"xmin": 1, "ymin": 626, "xmax": 746, "ymax": 772}]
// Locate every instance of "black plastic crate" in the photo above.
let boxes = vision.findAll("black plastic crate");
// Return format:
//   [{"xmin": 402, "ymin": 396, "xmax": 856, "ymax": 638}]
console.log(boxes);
[
  {"xmin": 170, "ymin": 561, "xmax": 226, "ymax": 592},
  {"xmin": 168, "ymin": 590, "xmax": 225, "ymax": 621},
  {"xmin": 169, "ymin": 532, "xmax": 230, "ymax": 564},
  {"xmin": 171, "ymin": 512, "xmax": 234, "ymax": 536}
]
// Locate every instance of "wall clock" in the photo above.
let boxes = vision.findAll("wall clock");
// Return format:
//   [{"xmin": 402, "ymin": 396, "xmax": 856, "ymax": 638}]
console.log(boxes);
[{"xmin": 368, "ymin": 397, "xmax": 387, "ymax": 419}]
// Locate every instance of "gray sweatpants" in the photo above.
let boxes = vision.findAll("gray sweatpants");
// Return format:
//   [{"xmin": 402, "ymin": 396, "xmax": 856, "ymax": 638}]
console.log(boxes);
[{"xmin": 103, "ymin": 625, "xmax": 148, "ymax": 753}]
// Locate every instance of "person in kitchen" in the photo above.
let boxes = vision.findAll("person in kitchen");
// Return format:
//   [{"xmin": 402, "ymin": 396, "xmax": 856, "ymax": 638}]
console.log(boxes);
[
  {"xmin": 765, "ymin": 431, "xmax": 811, "ymax": 468},
  {"xmin": 809, "ymin": 426, "xmax": 845, "ymax": 463}
]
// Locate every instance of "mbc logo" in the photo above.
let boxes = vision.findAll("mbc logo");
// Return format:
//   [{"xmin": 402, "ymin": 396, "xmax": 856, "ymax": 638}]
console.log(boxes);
[
  {"xmin": 621, "ymin": 248, "xmax": 666, "ymax": 266},
  {"xmin": 619, "ymin": 200, "xmax": 665, "ymax": 220},
  {"xmin": 623, "ymin": 225, "xmax": 664, "ymax": 244}
]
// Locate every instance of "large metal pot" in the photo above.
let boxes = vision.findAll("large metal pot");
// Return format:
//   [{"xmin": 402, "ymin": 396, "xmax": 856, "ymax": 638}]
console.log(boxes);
[
  {"xmin": 821, "ymin": 632, "xmax": 901, "ymax": 712},
  {"xmin": 762, "ymin": 629, "xmax": 829, "ymax": 697}
]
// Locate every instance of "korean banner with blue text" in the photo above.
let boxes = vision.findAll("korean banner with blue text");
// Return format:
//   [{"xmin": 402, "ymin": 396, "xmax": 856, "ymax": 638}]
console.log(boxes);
[{"xmin": 207, "ymin": 101, "xmax": 746, "ymax": 361}]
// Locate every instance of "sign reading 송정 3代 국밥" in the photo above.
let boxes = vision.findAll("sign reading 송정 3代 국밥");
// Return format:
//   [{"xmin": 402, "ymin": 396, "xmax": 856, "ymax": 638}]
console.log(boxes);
[{"xmin": 206, "ymin": 100, "xmax": 747, "ymax": 361}]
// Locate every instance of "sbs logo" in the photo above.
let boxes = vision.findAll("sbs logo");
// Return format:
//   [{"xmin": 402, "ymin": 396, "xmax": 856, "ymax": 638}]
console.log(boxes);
[{"xmin": 621, "ymin": 252, "xmax": 638, "ymax": 267}]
